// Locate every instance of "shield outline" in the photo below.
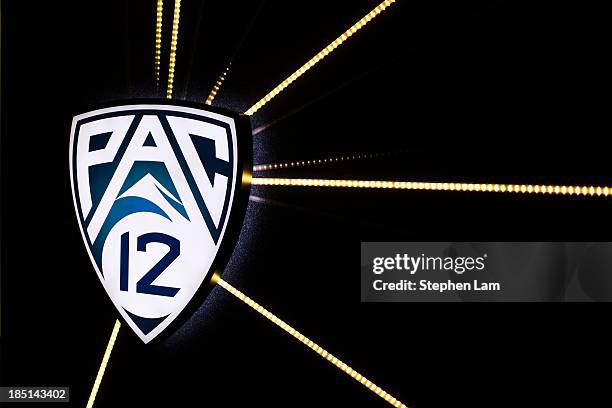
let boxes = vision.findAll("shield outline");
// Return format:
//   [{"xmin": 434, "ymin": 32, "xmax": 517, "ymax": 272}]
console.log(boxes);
[{"xmin": 69, "ymin": 99, "xmax": 252, "ymax": 344}]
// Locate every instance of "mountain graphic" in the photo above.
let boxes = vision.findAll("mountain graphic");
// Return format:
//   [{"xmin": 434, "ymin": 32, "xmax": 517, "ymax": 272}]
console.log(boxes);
[{"xmin": 90, "ymin": 163, "xmax": 190, "ymax": 271}]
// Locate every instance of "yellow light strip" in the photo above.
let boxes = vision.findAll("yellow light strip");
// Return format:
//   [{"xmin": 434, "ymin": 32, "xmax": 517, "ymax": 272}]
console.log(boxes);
[
  {"xmin": 254, "ymin": 152, "xmax": 387, "ymax": 171},
  {"xmin": 215, "ymin": 277, "xmax": 408, "ymax": 407},
  {"xmin": 252, "ymin": 177, "xmax": 612, "ymax": 197},
  {"xmin": 166, "ymin": 0, "xmax": 182, "ymax": 99},
  {"xmin": 154, "ymin": 0, "xmax": 164, "ymax": 87},
  {"xmin": 86, "ymin": 320, "xmax": 121, "ymax": 408},
  {"xmin": 205, "ymin": 65, "xmax": 231, "ymax": 105},
  {"xmin": 244, "ymin": 0, "xmax": 396, "ymax": 116}
]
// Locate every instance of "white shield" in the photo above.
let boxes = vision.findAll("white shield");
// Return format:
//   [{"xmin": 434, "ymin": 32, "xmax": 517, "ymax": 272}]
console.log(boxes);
[{"xmin": 70, "ymin": 102, "xmax": 251, "ymax": 343}]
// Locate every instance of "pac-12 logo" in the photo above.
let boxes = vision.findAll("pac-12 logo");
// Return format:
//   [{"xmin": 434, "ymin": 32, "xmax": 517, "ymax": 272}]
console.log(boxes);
[{"xmin": 70, "ymin": 102, "xmax": 251, "ymax": 343}]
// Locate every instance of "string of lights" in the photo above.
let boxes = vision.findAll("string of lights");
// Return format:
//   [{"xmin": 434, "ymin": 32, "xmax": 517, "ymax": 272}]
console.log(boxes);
[
  {"xmin": 205, "ymin": 65, "xmax": 231, "ymax": 105},
  {"xmin": 154, "ymin": 0, "xmax": 164, "ymax": 87},
  {"xmin": 253, "ymin": 152, "xmax": 394, "ymax": 172},
  {"xmin": 252, "ymin": 177, "xmax": 612, "ymax": 197},
  {"xmin": 215, "ymin": 276, "xmax": 408, "ymax": 408},
  {"xmin": 244, "ymin": 0, "xmax": 397, "ymax": 116},
  {"xmin": 166, "ymin": 0, "xmax": 182, "ymax": 98},
  {"xmin": 85, "ymin": 320, "xmax": 121, "ymax": 408}
]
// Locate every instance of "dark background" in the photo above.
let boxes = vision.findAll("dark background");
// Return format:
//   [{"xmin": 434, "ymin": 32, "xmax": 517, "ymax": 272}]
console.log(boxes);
[{"xmin": 2, "ymin": 0, "xmax": 612, "ymax": 407}]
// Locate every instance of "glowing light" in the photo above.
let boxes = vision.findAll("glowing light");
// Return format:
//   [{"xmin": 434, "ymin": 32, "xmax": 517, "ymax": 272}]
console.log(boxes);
[
  {"xmin": 166, "ymin": 0, "xmax": 182, "ymax": 99},
  {"xmin": 251, "ymin": 178, "xmax": 612, "ymax": 197},
  {"xmin": 215, "ymin": 276, "xmax": 408, "ymax": 408},
  {"xmin": 86, "ymin": 320, "xmax": 121, "ymax": 408},
  {"xmin": 254, "ymin": 152, "xmax": 388, "ymax": 171},
  {"xmin": 155, "ymin": 0, "xmax": 164, "ymax": 86},
  {"xmin": 244, "ymin": 0, "xmax": 397, "ymax": 116},
  {"xmin": 205, "ymin": 65, "xmax": 231, "ymax": 105}
]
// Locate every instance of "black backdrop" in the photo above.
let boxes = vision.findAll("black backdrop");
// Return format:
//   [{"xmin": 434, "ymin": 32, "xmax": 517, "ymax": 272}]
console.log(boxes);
[{"xmin": 2, "ymin": 1, "xmax": 612, "ymax": 407}]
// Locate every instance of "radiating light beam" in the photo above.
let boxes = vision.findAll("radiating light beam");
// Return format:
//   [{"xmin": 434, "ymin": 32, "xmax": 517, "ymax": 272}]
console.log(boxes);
[
  {"xmin": 250, "ymin": 65, "xmax": 372, "ymax": 136},
  {"xmin": 205, "ymin": 65, "xmax": 231, "ymax": 105},
  {"xmin": 252, "ymin": 177, "xmax": 612, "ymax": 197},
  {"xmin": 86, "ymin": 320, "xmax": 121, "ymax": 408},
  {"xmin": 244, "ymin": 0, "xmax": 397, "ymax": 116},
  {"xmin": 154, "ymin": 0, "xmax": 164, "ymax": 87},
  {"xmin": 254, "ymin": 152, "xmax": 393, "ymax": 171},
  {"xmin": 204, "ymin": 1, "xmax": 265, "ymax": 103},
  {"xmin": 215, "ymin": 276, "xmax": 408, "ymax": 407},
  {"xmin": 166, "ymin": 0, "xmax": 182, "ymax": 98}
]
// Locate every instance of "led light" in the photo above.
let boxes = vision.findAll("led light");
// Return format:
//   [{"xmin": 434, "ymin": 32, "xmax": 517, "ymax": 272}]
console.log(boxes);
[
  {"xmin": 244, "ymin": 0, "xmax": 397, "ymax": 116},
  {"xmin": 205, "ymin": 65, "xmax": 231, "ymax": 105},
  {"xmin": 155, "ymin": 0, "xmax": 164, "ymax": 86},
  {"xmin": 166, "ymin": 0, "xmax": 182, "ymax": 99},
  {"xmin": 86, "ymin": 320, "xmax": 121, "ymax": 408},
  {"xmin": 253, "ymin": 152, "xmax": 385, "ymax": 171},
  {"xmin": 216, "ymin": 277, "xmax": 408, "ymax": 408},
  {"xmin": 251, "ymin": 178, "xmax": 612, "ymax": 197}
]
